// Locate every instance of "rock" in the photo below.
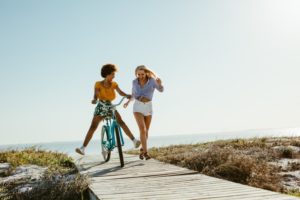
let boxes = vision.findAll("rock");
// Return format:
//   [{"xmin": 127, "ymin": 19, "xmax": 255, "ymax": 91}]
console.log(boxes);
[
  {"xmin": 0, "ymin": 163, "xmax": 11, "ymax": 177},
  {"xmin": 16, "ymin": 184, "xmax": 34, "ymax": 193},
  {"xmin": 0, "ymin": 165, "xmax": 48, "ymax": 199},
  {"xmin": 0, "ymin": 165, "xmax": 47, "ymax": 185},
  {"xmin": 0, "ymin": 165, "xmax": 81, "ymax": 198}
]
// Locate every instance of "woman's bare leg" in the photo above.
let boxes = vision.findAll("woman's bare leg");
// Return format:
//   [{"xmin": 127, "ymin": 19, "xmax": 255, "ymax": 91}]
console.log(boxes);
[
  {"xmin": 83, "ymin": 115, "xmax": 103, "ymax": 147},
  {"xmin": 115, "ymin": 110, "xmax": 135, "ymax": 140},
  {"xmin": 134, "ymin": 112, "xmax": 147, "ymax": 153},
  {"xmin": 144, "ymin": 115, "xmax": 152, "ymax": 140}
]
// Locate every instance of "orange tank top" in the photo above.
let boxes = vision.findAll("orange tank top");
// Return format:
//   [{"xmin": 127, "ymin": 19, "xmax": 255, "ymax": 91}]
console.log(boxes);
[{"xmin": 94, "ymin": 81, "xmax": 118, "ymax": 101}]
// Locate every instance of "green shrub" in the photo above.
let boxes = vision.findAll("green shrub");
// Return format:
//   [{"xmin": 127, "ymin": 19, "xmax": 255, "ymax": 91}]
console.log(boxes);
[{"xmin": 280, "ymin": 147, "xmax": 295, "ymax": 159}]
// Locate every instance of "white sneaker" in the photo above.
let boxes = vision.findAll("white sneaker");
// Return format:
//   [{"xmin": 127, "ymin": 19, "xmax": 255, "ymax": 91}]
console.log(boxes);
[
  {"xmin": 133, "ymin": 139, "xmax": 141, "ymax": 148},
  {"xmin": 75, "ymin": 147, "xmax": 85, "ymax": 155}
]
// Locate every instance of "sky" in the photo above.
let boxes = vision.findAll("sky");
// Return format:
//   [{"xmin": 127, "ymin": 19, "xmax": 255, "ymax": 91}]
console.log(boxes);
[{"xmin": 1, "ymin": 0, "xmax": 300, "ymax": 145}]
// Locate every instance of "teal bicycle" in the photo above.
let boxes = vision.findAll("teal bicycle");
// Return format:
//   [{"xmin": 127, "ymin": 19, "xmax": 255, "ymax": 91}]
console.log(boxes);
[{"xmin": 100, "ymin": 97, "xmax": 126, "ymax": 167}]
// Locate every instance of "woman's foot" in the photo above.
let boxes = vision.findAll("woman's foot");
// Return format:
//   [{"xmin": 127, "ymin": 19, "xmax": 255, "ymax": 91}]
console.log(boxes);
[
  {"xmin": 139, "ymin": 148, "xmax": 144, "ymax": 160},
  {"xmin": 144, "ymin": 152, "xmax": 151, "ymax": 160}
]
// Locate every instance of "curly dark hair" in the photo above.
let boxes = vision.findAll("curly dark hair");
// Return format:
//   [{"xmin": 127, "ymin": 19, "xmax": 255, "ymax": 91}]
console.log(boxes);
[{"xmin": 101, "ymin": 64, "xmax": 118, "ymax": 78}]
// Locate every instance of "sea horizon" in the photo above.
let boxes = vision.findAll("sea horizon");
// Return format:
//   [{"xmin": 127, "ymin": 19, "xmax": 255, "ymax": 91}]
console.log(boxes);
[{"xmin": 1, "ymin": 127, "xmax": 300, "ymax": 156}]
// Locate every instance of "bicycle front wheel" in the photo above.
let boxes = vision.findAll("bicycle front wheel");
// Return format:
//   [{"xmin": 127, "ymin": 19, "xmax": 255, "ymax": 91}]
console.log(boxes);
[
  {"xmin": 114, "ymin": 126, "xmax": 124, "ymax": 167},
  {"xmin": 101, "ymin": 126, "xmax": 111, "ymax": 162}
]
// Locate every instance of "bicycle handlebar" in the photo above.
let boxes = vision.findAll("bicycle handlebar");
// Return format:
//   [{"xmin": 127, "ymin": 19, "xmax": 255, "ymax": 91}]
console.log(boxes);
[
  {"xmin": 97, "ymin": 96, "xmax": 127, "ymax": 109},
  {"xmin": 112, "ymin": 96, "xmax": 127, "ymax": 107}
]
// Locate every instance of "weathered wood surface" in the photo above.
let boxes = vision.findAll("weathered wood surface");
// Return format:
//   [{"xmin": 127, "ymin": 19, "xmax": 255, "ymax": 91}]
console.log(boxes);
[{"xmin": 73, "ymin": 152, "xmax": 299, "ymax": 200}]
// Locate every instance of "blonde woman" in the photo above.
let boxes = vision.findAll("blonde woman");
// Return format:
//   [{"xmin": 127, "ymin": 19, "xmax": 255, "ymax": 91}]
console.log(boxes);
[{"xmin": 124, "ymin": 65, "xmax": 164, "ymax": 160}]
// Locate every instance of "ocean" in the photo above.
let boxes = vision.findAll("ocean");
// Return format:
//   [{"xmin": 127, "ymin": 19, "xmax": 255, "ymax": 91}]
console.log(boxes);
[{"xmin": 1, "ymin": 128, "xmax": 300, "ymax": 156}]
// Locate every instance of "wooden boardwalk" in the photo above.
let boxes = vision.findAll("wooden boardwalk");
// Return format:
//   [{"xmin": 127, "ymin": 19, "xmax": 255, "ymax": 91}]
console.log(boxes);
[{"xmin": 73, "ymin": 152, "xmax": 299, "ymax": 200}]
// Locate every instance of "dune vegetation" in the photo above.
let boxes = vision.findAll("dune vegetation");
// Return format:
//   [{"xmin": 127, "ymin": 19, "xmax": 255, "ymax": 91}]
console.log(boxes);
[{"xmin": 0, "ymin": 147, "xmax": 89, "ymax": 200}]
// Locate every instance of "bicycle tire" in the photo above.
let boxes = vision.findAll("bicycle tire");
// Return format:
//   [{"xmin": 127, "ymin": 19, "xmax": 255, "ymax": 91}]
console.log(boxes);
[
  {"xmin": 114, "ymin": 125, "xmax": 124, "ymax": 167},
  {"xmin": 101, "ymin": 126, "xmax": 111, "ymax": 162}
]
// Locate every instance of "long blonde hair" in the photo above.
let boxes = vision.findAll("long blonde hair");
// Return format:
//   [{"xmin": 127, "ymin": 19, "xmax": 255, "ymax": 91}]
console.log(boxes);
[{"xmin": 135, "ymin": 65, "xmax": 157, "ymax": 79}]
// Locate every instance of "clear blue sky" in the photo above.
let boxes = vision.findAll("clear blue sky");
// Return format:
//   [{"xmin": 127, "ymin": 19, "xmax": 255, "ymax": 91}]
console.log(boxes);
[{"xmin": 1, "ymin": 0, "xmax": 300, "ymax": 145}]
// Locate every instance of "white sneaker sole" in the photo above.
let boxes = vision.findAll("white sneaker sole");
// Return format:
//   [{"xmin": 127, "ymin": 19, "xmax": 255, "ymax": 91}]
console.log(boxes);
[{"xmin": 75, "ymin": 148, "xmax": 85, "ymax": 155}]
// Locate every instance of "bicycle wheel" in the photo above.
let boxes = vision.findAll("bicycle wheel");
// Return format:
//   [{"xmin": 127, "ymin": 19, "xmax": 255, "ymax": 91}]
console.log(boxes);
[
  {"xmin": 101, "ymin": 126, "xmax": 111, "ymax": 162},
  {"xmin": 114, "ymin": 125, "xmax": 124, "ymax": 167}
]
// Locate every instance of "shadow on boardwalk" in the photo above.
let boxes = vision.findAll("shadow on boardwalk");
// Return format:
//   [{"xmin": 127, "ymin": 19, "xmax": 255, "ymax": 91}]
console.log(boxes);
[{"xmin": 72, "ymin": 153, "xmax": 299, "ymax": 200}]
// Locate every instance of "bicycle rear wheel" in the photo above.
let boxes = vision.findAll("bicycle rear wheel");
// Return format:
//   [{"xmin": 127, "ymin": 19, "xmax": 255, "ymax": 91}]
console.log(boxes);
[
  {"xmin": 101, "ymin": 126, "xmax": 111, "ymax": 162},
  {"xmin": 114, "ymin": 125, "xmax": 124, "ymax": 167}
]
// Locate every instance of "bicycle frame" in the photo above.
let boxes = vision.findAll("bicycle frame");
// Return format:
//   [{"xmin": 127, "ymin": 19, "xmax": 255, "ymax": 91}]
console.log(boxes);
[
  {"xmin": 100, "ymin": 97, "xmax": 126, "ymax": 167},
  {"xmin": 102, "ymin": 117, "xmax": 124, "ymax": 151}
]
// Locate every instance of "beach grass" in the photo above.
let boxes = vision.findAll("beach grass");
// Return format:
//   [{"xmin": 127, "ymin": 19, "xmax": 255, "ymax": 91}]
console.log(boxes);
[{"xmin": 0, "ymin": 146, "xmax": 74, "ymax": 171}]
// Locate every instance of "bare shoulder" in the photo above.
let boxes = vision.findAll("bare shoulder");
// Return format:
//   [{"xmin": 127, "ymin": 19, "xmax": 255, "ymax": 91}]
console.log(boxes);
[
  {"xmin": 95, "ymin": 81, "xmax": 102, "ymax": 88},
  {"xmin": 112, "ymin": 81, "xmax": 119, "ymax": 88}
]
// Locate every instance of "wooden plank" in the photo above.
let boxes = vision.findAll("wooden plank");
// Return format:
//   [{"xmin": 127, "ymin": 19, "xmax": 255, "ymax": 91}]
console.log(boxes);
[{"xmin": 72, "ymin": 153, "xmax": 299, "ymax": 200}]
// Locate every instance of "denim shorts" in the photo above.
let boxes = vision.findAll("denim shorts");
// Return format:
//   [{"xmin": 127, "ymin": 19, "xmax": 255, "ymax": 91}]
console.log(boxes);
[
  {"xmin": 94, "ymin": 101, "xmax": 113, "ymax": 117},
  {"xmin": 133, "ymin": 100, "xmax": 153, "ymax": 116}
]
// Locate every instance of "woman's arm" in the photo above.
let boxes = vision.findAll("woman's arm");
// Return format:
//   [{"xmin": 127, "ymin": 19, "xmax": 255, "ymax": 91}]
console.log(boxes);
[
  {"xmin": 91, "ymin": 88, "xmax": 98, "ymax": 104},
  {"xmin": 116, "ymin": 85, "xmax": 131, "ymax": 99},
  {"xmin": 154, "ymin": 78, "xmax": 164, "ymax": 92},
  {"xmin": 123, "ymin": 83, "xmax": 135, "ymax": 108}
]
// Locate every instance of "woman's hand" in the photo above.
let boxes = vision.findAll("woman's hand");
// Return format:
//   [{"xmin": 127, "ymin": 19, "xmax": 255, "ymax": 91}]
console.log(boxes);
[
  {"xmin": 156, "ymin": 78, "xmax": 164, "ymax": 92},
  {"xmin": 156, "ymin": 78, "xmax": 162, "ymax": 86},
  {"xmin": 91, "ymin": 99, "xmax": 97, "ymax": 104}
]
